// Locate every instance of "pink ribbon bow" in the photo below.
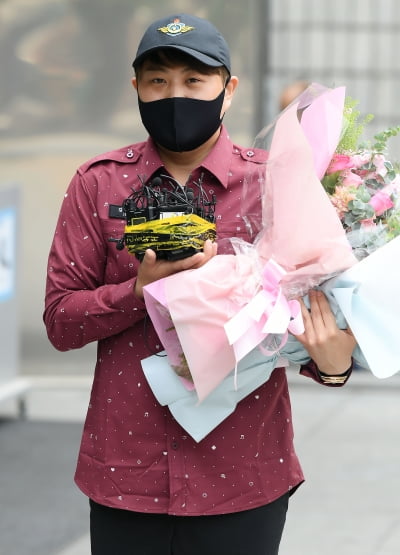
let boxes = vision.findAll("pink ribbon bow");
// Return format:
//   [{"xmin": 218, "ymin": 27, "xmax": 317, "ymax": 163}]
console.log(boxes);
[{"xmin": 224, "ymin": 259, "xmax": 305, "ymax": 363}]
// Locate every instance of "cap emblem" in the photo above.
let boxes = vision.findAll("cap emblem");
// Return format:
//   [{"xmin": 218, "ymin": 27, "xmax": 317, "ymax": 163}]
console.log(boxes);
[{"xmin": 158, "ymin": 18, "xmax": 195, "ymax": 37}]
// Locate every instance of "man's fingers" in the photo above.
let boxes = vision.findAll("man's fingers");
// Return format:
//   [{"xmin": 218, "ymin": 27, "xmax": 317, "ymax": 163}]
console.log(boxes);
[{"xmin": 138, "ymin": 241, "xmax": 218, "ymax": 285}]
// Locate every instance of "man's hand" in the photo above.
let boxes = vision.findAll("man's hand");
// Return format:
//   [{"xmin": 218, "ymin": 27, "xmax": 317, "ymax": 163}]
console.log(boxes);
[
  {"xmin": 135, "ymin": 239, "xmax": 218, "ymax": 299},
  {"xmin": 293, "ymin": 289, "xmax": 356, "ymax": 375}
]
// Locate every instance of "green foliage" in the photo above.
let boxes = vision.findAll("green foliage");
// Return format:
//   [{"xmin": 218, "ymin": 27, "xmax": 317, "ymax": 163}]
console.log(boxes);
[
  {"xmin": 371, "ymin": 126, "xmax": 400, "ymax": 153},
  {"xmin": 386, "ymin": 212, "xmax": 400, "ymax": 239},
  {"xmin": 321, "ymin": 172, "xmax": 340, "ymax": 195},
  {"xmin": 337, "ymin": 97, "xmax": 374, "ymax": 153},
  {"xmin": 338, "ymin": 97, "xmax": 400, "ymax": 155}
]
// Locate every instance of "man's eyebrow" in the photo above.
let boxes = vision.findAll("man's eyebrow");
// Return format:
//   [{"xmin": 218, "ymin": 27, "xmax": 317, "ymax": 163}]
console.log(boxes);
[
  {"xmin": 141, "ymin": 63, "xmax": 168, "ymax": 72},
  {"xmin": 142, "ymin": 63, "xmax": 201, "ymax": 73}
]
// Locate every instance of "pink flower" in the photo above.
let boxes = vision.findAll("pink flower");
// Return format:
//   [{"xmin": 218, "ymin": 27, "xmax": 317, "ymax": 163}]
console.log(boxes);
[
  {"xmin": 380, "ymin": 182, "xmax": 397, "ymax": 196},
  {"xmin": 351, "ymin": 153, "xmax": 370, "ymax": 168},
  {"xmin": 385, "ymin": 174, "xmax": 400, "ymax": 195},
  {"xmin": 326, "ymin": 153, "xmax": 354, "ymax": 174},
  {"xmin": 372, "ymin": 154, "xmax": 388, "ymax": 177},
  {"xmin": 369, "ymin": 191, "xmax": 394, "ymax": 216},
  {"xmin": 360, "ymin": 219, "xmax": 377, "ymax": 229},
  {"xmin": 341, "ymin": 170, "xmax": 363, "ymax": 187}
]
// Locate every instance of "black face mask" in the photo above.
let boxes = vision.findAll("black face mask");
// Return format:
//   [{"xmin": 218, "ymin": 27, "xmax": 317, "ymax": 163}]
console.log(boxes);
[{"xmin": 138, "ymin": 89, "xmax": 225, "ymax": 152}]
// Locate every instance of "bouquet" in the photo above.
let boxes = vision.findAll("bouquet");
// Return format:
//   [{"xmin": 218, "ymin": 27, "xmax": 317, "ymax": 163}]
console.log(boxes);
[
  {"xmin": 140, "ymin": 84, "xmax": 363, "ymax": 441},
  {"xmin": 140, "ymin": 85, "xmax": 400, "ymax": 441},
  {"xmin": 321, "ymin": 98, "xmax": 400, "ymax": 260}
]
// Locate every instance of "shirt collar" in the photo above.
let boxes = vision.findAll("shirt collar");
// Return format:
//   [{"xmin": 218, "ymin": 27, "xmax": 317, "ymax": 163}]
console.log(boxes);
[{"xmin": 137, "ymin": 127, "xmax": 233, "ymax": 188}]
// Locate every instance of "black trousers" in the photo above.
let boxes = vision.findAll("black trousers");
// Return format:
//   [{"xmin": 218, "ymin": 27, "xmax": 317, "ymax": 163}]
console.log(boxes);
[{"xmin": 89, "ymin": 493, "xmax": 289, "ymax": 555}]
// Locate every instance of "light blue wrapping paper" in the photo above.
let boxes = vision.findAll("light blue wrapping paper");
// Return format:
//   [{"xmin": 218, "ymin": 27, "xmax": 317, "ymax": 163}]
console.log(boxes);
[
  {"xmin": 321, "ymin": 235, "xmax": 400, "ymax": 378},
  {"xmin": 141, "ymin": 335, "xmax": 310, "ymax": 442}
]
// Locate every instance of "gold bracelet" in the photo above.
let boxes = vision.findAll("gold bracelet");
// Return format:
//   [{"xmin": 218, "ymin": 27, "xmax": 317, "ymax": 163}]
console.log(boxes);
[
  {"xmin": 318, "ymin": 366, "xmax": 352, "ymax": 385},
  {"xmin": 318, "ymin": 373, "xmax": 349, "ymax": 385}
]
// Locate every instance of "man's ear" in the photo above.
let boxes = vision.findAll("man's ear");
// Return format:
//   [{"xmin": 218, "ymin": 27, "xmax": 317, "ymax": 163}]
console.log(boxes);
[
  {"xmin": 131, "ymin": 77, "xmax": 138, "ymax": 91},
  {"xmin": 222, "ymin": 75, "xmax": 239, "ymax": 114},
  {"xmin": 226, "ymin": 76, "xmax": 239, "ymax": 97}
]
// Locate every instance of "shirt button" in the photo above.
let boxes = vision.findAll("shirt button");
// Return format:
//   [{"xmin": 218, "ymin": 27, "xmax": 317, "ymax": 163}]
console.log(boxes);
[
  {"xmin": 171, "ymin": 441, "xmax": 179, "ymax": 450},
  {"xmin": 246, "ymin": 150, "xmax": 255, "ymax": 157}
]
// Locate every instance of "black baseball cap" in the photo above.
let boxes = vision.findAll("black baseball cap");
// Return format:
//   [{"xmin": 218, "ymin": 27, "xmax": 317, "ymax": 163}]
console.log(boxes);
[{"xmin": 132, "ymin": 14, "xmax": 231, "ymax": 75}]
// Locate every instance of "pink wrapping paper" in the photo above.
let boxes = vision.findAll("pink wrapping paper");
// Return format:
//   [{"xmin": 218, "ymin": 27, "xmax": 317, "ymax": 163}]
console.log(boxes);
[
  {"xmin": 143, "ymin": 277, "xmax": 195, "ymax": 391},
  {"xmin": 255, "ymin": 98, "xmax": 357, "ymax": 297},
  {"xmin": 144, "ymin": 253, "xmax": 255, "ymax": 401},
  {"xmin": 299, "ymin": 85, "xmax": 346, "ymax": 179}
]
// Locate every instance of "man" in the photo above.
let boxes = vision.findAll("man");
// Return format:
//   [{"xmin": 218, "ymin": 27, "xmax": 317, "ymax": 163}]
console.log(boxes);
[{"xmin": 44, "ymin": 13, "xmax": 355, "ymax": 555}]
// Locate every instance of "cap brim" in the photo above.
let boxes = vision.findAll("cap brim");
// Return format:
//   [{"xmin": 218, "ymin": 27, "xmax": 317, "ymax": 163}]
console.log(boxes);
[{"xmin": 133, "ymin": 45, "xmax": 227, "ymax": 71}]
